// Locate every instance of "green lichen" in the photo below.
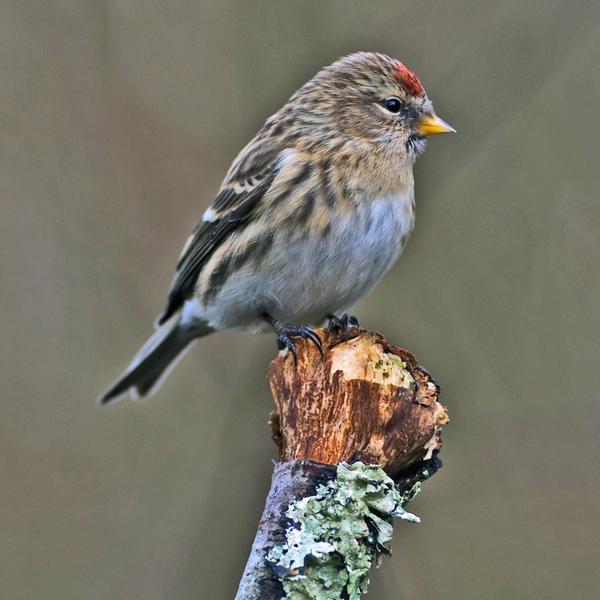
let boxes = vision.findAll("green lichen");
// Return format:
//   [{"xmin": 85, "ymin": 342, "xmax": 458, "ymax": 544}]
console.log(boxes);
[{"xmin": 267, "ymin": 462, "xmax": 421, "ymax": 600}]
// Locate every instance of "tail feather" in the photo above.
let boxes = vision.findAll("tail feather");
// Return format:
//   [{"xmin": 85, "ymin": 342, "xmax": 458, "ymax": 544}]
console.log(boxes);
[{"xmin": 99, "ymin": 315, "xmax": 211, "ymax": 404}]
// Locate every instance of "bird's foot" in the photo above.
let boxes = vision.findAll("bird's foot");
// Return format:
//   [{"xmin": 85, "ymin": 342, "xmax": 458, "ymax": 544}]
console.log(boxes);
[
  {"xmin": 262, "ymin": 314, "xmax": 323, "ymax": 363},
  {"xmin": 327, "ymin": 313, "xmax": 360, "ymax": 340}
]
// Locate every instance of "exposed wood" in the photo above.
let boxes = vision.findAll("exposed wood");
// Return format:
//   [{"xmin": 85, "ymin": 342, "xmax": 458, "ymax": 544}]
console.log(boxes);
[{"xmin": 269, "ymin": 327, "xmax": 448, "ymax": 478}]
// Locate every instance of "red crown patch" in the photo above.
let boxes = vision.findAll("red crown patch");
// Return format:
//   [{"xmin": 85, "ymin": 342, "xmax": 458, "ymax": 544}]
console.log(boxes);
[{"xmin": 395, "ymin": 62, "xmax": 424, "ymax": 97}]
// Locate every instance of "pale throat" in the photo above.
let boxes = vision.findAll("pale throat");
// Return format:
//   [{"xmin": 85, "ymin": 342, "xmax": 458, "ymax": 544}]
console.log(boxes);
[
  {"xmin": 348, "ymin": 160, "xmax": 415, "ymax": 204},
  {"xmin": 349, "ymin": 138, "xmax": 416, "ymax": 198}
]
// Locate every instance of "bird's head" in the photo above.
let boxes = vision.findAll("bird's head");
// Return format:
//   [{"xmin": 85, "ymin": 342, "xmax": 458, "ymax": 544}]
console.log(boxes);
[{"xmin": 289, "ymin": 52, "xmax": 454, "ymax": 164}]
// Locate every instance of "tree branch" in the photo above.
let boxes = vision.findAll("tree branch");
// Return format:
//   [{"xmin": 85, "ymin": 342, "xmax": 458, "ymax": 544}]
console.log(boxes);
[{"xmin": 236, "ymin": 327, "xmax": 448, "ymax": 599}]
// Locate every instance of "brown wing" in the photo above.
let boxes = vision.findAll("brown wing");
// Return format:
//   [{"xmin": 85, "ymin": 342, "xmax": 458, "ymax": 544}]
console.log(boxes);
[{"xmin": 158, "ymin": 170, "xmax": 277, "ymax": 325}]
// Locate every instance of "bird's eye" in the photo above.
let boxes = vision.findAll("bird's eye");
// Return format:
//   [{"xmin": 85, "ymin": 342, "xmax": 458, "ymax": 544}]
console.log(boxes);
[{"xmin": 383, "ymin": 97, "xmax": 402, "ymax": 113}]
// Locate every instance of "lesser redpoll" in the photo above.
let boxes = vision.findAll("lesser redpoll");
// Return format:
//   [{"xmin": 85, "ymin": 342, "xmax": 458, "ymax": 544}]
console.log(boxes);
[{"xmin": 100, "ymin": 52, "xmax": 454, "ymax": 403}]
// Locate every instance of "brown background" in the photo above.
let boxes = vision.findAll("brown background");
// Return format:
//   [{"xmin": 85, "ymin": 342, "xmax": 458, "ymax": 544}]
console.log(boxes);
[{"xmin": 2, "ymin": 1, "xmax": 599, "ymax": 598}]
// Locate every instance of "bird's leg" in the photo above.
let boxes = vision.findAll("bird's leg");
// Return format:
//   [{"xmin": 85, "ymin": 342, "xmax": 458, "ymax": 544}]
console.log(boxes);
[
  {"xmin": 262, "ymin": 314, "xmax": 323, "ymax": 363},
  {"xmin": 327, "ymin": 313, "xmax": 360, "ymax": 339}
]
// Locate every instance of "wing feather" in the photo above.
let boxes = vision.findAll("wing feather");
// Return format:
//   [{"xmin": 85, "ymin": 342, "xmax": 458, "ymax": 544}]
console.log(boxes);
[{"xmin": 158, "ymin": 170, "xmax": 276, "ymax": 324}]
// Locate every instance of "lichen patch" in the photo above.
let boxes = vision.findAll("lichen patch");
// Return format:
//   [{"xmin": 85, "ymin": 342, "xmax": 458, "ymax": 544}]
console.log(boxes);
[{"xmin": 267, "ymin": 462, "xmax": 420, "ymax": 599}]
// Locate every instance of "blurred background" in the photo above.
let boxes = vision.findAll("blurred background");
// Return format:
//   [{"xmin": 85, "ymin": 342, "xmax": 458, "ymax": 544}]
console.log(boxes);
[{"xmin": 2, "ymin": 1, "xmax": 599, "ymax": 598}]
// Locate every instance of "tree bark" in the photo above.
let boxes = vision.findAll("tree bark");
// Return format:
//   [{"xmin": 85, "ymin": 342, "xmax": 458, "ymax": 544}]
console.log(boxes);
[
  {"xmin": 236, "ymin": 461, "xmax": 337, "ymax": 599},
  {"xmin": 236, "ymin": 326, "xmax": 448, "ymax": 600}
]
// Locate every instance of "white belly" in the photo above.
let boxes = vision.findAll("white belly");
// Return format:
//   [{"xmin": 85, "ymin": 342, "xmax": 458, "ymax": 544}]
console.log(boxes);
[{"xmin": 188, "ymin": 192, "xmax": 415, "ymax": 332}]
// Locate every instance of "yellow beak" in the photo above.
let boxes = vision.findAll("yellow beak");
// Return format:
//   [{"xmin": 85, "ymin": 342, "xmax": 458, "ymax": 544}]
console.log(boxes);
[{"xmin": 418, "ymin": 113, "xmax": 456, "ymax": 136}]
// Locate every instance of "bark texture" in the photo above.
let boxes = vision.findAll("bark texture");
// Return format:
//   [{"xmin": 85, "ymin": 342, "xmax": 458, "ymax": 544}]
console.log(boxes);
[
  {"xmin": 236, "ymin": 461, "xmax": 336, "ymax": 600},
  {"xmin": 237, "ymin": 327, "xmax": 448, "ymax": 599}
]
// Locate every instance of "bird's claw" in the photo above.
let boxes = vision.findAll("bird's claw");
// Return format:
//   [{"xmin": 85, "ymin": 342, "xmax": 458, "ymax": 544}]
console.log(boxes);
[
  {"xmin": 266, "ymin": 316, "xmax": 323, "ymax": 363},
  {"xmin": 327, "ymin": 313, "xmax": 360, "ymax": 340}
]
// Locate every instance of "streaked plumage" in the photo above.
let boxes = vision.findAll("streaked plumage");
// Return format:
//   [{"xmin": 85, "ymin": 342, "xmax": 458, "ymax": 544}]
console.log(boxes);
[{"xmin": 100, "ymin": 52, "xmax": 454, "ymax": 403}]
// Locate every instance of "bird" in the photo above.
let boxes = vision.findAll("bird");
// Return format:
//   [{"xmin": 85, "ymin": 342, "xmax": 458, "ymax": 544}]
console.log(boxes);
[{"xmin": 99, "ymin": 51, "xmax": 454, "ymax": 404}]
